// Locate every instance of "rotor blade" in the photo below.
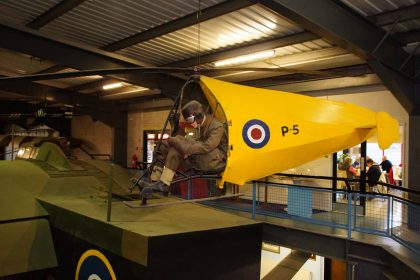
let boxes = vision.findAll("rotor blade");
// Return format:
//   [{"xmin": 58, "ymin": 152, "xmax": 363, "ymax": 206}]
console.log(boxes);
[
  {"xmin": 0, "ymin": 67, "xmax": 190, "ymax": 85},
  {"xmin": 0, "ymin": 66, "xmax": 338, "ymax": 85},
  {"xmin": 203, "ymin": 67, "xmax": 334, "ymax": 77}
]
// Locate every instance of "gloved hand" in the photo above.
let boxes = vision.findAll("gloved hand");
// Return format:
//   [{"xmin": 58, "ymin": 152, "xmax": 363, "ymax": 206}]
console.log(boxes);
[{"xmin": 168, "ymin": 136, "xmax": 189, "ymax": 158}]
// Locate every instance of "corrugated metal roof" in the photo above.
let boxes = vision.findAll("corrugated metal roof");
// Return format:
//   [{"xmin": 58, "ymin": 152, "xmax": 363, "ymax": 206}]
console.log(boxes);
[
  {"xmin": 198, "ymin": 39, "xmax": 336, "ymax": 69},
  {"xmin": 36, "ymin": 68, "xmax": 103, "ymax": 89},
  {"xmin": 40, "ymin": 0, "xmax": 225, "ymax": 47},
  {"xmin": 116, "ymin": 4, "xmax": 303, "ymax": 65},
  {"xmin": 0, "ymin": 48, "xmax": 55, "ymax": 76},
  {"xmin": 210, "ymin": 45, "xmax": 363, "ymax": 82},
  {"xmin": 0, "ymin": 0, "xmax": 60, "ymax": 26},
  {"xmin": 340, "ymin": 0, "xmax": 417, "ymax": 16},
  {"xmin": 340, "ymin": 0, "xmax": 420, "ymax": 33}
]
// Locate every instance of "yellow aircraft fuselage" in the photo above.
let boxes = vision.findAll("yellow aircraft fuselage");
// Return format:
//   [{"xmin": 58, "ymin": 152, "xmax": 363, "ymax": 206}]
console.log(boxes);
[{"xmin": 200, "ymin": 76, "xmax": 399, "ymax": 186}]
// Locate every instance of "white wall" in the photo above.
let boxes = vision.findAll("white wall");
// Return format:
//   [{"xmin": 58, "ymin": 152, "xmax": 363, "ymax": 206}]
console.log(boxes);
[{"xmin": 321, "ymin": 90, "xmax": 407, "ymax": 124}]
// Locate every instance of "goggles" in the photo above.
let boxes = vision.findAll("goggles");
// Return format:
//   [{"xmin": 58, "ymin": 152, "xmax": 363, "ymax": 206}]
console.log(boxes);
[{"xmin": 185, "ymin": 115, "xmax": 196, "ymax": 124}]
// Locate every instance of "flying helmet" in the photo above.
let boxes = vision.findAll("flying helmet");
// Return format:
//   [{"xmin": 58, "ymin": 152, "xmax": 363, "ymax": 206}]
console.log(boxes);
[{"xmin": 181, "ymin": 100, "xmax": 204, "ymax": 124}]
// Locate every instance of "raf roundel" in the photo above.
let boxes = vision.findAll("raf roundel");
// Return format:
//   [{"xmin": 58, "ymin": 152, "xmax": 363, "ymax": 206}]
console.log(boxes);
[
  {"xmin": 75, "ymin": 249, "xmax": 116, "ymax": 280},
  {"xmin": 242, "ymin": 119, "xmax": 270, "ymax": 149}
]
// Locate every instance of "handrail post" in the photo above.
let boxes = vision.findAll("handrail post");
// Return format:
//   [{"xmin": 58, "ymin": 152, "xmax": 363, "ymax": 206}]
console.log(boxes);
[
  {"xmin": 387, "ymin": 195, "xmax": 392, "ymax": 236},
  {"xmin": 107, "ymin": 163, "xmax": 114, "ymax": 222},
  {"xmin": 252, "ymin": 182, "xmax": 256, "ymax": 219},
  {"xmin": 347, "ymin": 191, "xmax": 352, "ymax": 239},
  {"xmin": 353, "ymin": 193, "xmax": 357, "ymax": 229},
  {"xmin": 187, "ymin": 177, "xmax": 192, "ymax": 200}
]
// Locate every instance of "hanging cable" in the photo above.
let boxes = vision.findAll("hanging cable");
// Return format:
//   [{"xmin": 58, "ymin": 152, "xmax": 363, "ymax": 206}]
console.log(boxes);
[{"xmin": 196, "ymin": 0, "xmax": 202, "ymax": 68}]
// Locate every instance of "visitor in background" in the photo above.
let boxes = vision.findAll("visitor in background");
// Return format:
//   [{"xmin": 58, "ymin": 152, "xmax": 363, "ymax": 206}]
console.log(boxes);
[
  {"xmin": 338, "ymin": 156, "xmax": 358, "ymax": 179},
  {"xmin": 380, "ymin": 156, "xmax": 394, "ymax": 184},
  {"xmin": 366, "ymin": 158, "xmax": 382, "ymax": 192}
]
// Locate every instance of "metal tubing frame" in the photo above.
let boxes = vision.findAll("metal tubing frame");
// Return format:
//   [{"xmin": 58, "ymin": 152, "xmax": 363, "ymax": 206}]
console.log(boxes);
[{"xmin": 372, "ymin": 17, "xmax": 400, "ymax": 54}]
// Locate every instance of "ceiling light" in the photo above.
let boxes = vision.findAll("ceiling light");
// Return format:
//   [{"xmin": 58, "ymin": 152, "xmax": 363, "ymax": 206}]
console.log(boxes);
[
  {"xmin": 105, "ymin": 87, "xmax": 149, "ymax": 97},
  {"xmin": 214, "ymin": 50, "xmax": 275, "ymax": 67},
  {"xmin": 102, "ymin": 82, "xmax": 123, "ymax": 90}
]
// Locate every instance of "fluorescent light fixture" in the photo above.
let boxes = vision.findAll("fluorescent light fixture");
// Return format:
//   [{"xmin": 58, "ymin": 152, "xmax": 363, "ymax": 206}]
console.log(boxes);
[
  {"xmin": 104, "ymin": 87, "xmax": 149, "ymax": 97},
  {"xmin": 214, "ymin": 50, "xmax": 275, "ymax": 67},
  {"xmin": 102, "ymin": 82, "xmax": 123, "ymax": 90}
]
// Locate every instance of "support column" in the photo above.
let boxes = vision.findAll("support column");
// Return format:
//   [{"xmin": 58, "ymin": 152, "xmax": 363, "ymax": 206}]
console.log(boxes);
[
  {"xmin": 408, "ymin": 114, "xmax": 420, "ymax": 191},
  {"xmin": 346, "ymin": 262, "xmax": 354, "ymax": 280},
  {"xmin": 408, "ymin": 114, "xmax": 420, "ymax": 230},
  {"xmin": 113, "ymin": 111, "xmax": 128, "ymax": 167},
  {"xmin": 408, "ymin": 54, "xmax": 420, "ymax": 190},
  {"xmin": 360, "ymin": 141, "xmax": 367, "ymax": 211}
]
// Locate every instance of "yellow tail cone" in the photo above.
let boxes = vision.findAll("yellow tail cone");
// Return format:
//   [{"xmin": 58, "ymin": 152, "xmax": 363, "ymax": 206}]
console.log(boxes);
[
  {"xmin": 376, "ymin": 112, "xmax": 399, "ymax": 150},
  {"xmin": 199, "ymin": 76, "xmax": 399, "ymax": 186}
]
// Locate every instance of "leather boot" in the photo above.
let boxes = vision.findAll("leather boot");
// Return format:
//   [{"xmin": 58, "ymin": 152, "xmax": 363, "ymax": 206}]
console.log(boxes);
[
  {"xmin": 140, "ymin": 180, "xmax": 170, "ymax": 196},
  {"xmin": 141, "ymin": 186, "xmax": 154, "ymax": 199}
]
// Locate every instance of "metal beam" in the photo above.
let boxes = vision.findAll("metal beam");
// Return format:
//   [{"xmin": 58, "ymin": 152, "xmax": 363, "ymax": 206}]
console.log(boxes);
[
  {"xmin": 68, "ymin": 78, "xmax": 110, "ymax": 91},
  {"xmin": 0, "ymin": 77, "xmax": 143, "ymax": 127},
  {"xmin": 36, "ymin": 65, "xmax": 68, "ymax": 74},
  {"xmin": 74, "ymin": 32, "xmax": 316, "ymax": 91},
  {"xmin": 0, "ymin": 23, "xmax": 185, "ymax": 99},
  {"xmin": 259, "ymin": 0, "xmax": 418, "ymax": 113},
  {"xmin": 26, "ymin": 0, "xmax": 87, "ymax": 29},
  {"xmin": 116, "ymin": 97, "xmax": 174, "ymax": 112},
  {"xmin": 395, "ymin": 30, "xmax": 420, "ymax": 45},
  {"xmin": 263, "ymin": 223, "xmax": 346, "ymax": 260},
  {"xmin": 258, "ymin": 0, "xmax": 414, "ymax": 77},
  {"xmin": 75, "ymin": 106, "xmax": 117, "ymax": 128},
  {"xmin": 112, "ymin": 93, "xmax": 168, "ymax": 104},
  {"xmin": 103, "ymin": 0, "xmax": 257, "ymax": 51},
  {"xmin": 0, "ymin": 80, "xmax": 112, "ymax": 111},
  {"xmin": 368, "ymin": 60, "xmax": 417, "ymax": 114},
  {"xmin": 408, "ymin": 114, "xmax": 420, "ymax": 193},
  {"xmin": 112, "ymin": 111, "xmax": 128, "ymax": 166},
  {"xmin": 262, "ymin": 250, "xmax": 310, "ymax": 280},
  {"xmin": 0, "ymin": 101, "xmax": 57, "ymax": 114},
  {"xmin": 165, "ymin": 31, "xmax": 317, "ymax": 67},
  {"xmin": 241, "ymin": 64, "xmax": 372, "ymax": 88},
  {"xmin": 262, "ymin": 223, "xmax": 420, "ymax": 280},
  {"xmin": 367, "ymin": 3, "xmax": 420, "ymax": 26}
]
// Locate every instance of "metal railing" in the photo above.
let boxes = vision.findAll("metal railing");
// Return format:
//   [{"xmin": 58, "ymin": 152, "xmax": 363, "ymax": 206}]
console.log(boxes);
[
  {"xmin": 78, "ymin": 146, "xmax": 112, "ymax": 160},
  {"xmin": 172, "ymin": 173, "xmax": 420, "ymax": 255}
]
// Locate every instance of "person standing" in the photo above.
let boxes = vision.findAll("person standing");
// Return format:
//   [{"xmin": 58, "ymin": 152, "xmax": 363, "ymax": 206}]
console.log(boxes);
[
  {"xmin": 366, "ymin": 158, "xmax": 382, "ymax": 192},
  {"xmin": 380, "ymin": 156, "xmax": 394, "ymax": 184}
]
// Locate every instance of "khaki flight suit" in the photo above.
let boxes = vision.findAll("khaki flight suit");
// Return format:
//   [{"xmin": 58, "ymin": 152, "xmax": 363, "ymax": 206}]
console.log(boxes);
[{"xmin": 157, "ymin": 116, "xmax": 228, "ymax": 174}]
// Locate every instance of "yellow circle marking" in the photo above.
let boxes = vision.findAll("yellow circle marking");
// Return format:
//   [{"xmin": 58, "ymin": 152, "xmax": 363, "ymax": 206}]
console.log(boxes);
[{"xmin": 75, "ymin": 249, "xmax": 116, "ymax": 280}]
